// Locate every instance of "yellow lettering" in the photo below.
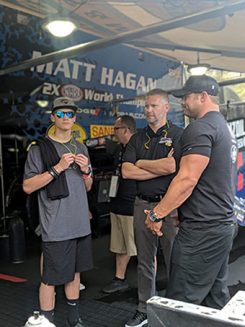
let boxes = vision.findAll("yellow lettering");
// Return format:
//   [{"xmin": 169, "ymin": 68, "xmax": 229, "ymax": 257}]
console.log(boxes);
[{"xmin": 90, "ymin": 125, "xmax": 114, "ymax": 138}]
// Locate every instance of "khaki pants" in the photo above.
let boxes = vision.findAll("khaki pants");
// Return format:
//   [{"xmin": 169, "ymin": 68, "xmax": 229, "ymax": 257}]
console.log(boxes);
[{"xmin": 110, "ymin": 212, "xmax": 137, "ymax": 256}]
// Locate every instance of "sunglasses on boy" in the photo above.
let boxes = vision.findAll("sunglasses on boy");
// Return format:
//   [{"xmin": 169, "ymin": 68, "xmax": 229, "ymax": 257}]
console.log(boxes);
[{"xmin": 54, "ymin": 111, "xmax": 76, "ymax": 119}]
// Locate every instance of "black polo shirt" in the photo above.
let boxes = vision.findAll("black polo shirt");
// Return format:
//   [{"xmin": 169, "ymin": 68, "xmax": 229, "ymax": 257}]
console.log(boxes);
[{"xmin": 123, "ymin": 122, "xmax": 183, "ymax": 197}]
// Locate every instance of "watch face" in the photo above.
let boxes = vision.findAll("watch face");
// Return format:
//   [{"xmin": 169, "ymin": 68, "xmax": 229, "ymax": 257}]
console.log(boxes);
[
  {"xmin": 149, "ymin": 210, "xmax": 162, "ymax": 222},
  {"xmin": 149, "ymin": 210, "xmax": 157, "ymax": 222}
]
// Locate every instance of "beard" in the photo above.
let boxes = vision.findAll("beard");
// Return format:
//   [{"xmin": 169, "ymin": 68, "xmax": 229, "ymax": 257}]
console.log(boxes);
[{"xmin": 146, "ymin": 115, "xmax": 158, "ymax": 125}]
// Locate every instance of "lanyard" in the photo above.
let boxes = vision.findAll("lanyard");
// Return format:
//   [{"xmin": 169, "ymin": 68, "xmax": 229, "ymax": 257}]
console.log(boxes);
[{"xmin": 115, "ymin": 149, "xmax": 123, "ymax": 176}]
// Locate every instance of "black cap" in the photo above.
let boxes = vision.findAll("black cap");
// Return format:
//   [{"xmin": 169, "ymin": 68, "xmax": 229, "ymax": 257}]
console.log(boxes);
[
  {"xmin": 171, "ymin": 75, "xmax": 219, "ymax": 98},
  {"xmin": 52, "ymin": 97, "xmax": 78, "ymax": 113}
]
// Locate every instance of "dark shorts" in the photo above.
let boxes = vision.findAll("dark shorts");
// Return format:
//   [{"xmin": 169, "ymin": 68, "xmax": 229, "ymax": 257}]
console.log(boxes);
[{"xmin": 41, "ymin": 235, "xmax": 93, "ymax": 286}]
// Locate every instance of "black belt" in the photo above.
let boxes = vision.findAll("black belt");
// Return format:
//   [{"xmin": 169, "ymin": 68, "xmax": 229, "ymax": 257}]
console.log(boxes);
[{"xmin": 138, "ymin": 194, "xmax": 163, "ymax": 202}]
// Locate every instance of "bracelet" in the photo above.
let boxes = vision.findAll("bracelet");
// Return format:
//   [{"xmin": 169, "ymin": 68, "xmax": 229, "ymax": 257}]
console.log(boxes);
[
  {"xmin": 81, "ymin": 165, "xmax": 92, "ymax": 176},
  {"xmin": 51, "ymin": 166, "xmax": 60, "ymax": 176},
  {"xmin": 82, "ymin": 173, "xmax": 92, "ymax": 180},
  {"xmin": 48, "ymin": 166, "xmax": 60, "ymax": 179},
  {"xmin": 48, "ymin": 168, "xmax": 58, "ymax": 179}
]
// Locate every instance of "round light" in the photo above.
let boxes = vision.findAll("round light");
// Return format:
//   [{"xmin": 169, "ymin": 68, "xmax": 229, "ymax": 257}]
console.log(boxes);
[
  {"xmin": 43, "ymin": 20, "xmax": 77, "ymax": 38},
  {"xmin": 36, "ymin": 100, "xmax": 49, "ymax": 108},
  {"xmin": 188, "ymin": 64, "xmax": 210, "ymax": 76}
]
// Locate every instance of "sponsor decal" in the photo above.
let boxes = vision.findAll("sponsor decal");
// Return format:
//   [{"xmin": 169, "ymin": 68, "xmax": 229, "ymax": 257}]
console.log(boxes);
[
  {"xmin": 228, "ymin": 119, "xmax": 245, "ymax": 150},
  {"xmin": 60, "ymin": 84, "xmax": 84, "ymax": 101},
  {"xmin": 31, "ymin": 51, "xmax": 156, "ymax": 91},
  {"xmin": 90, "ymin": 124, "xmax": 114, "ymax": 138}
]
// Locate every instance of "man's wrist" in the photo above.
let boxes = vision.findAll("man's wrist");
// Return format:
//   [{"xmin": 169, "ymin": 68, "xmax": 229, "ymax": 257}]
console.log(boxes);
[
  {"xmin": 54, "ymin": 164, "xmax": 64, "ymax": 174},
  {"xmin": 81, "ymin": 165, "xmax": 92, "ymax": 175},
  {"xmin": 48, "ymin": 166, "xmax": 60, "ymax": 179},
  {"xmin": 149, "ymin": 210, "xmax": 164, "ymax": 223},
  {"xmin": 48, "ymin": 168, "xmax": 57, "ymax": 179},
  {"xmin": 82, "ymin": 173, "xmax": 92, "ymax": 180}
]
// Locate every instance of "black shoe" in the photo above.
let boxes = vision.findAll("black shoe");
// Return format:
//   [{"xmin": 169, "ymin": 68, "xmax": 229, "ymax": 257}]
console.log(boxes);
[
  {"xmin": 102, "ymin": 278, "xmax": 129, "ymax": 294},
  {"xmin": 66, "ymin": 317, "xmax": 87, "ymax": 327},
  {"xmin": 125, "ymin": 311, "xmax": 148, "ymax": 327}
]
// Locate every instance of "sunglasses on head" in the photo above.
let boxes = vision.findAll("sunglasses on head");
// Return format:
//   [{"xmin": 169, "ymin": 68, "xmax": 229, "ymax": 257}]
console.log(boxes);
[{"xmin": 54, "ymin": 111, "xmax": 75, "ymax": 119}]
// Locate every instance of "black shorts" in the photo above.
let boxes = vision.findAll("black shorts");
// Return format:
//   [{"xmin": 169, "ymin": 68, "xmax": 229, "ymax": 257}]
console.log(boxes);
[{"xmin": 41, "ymin": 235, "xmax": 93, "ymax": 286}]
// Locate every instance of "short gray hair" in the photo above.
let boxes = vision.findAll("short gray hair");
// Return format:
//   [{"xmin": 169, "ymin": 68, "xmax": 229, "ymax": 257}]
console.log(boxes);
[{"xmin": 146, "ymin": 88, "xmax": 169, "ymax": 103}]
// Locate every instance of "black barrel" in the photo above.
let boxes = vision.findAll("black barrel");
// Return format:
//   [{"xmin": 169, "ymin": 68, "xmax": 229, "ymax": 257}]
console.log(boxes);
[
  {"xmin": 0, "ymin": 234, "xmax": 10, "ymax": 261},
  {"xmin": 9, "ymin": 216, "xmax": 26, "ymax": 263}
]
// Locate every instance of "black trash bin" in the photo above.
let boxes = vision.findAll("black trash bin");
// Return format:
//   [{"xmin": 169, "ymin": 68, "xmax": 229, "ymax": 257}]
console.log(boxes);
[
  {"xmin": 9, "ymin": 216, "xmax": 26, "ymax": 263},
  {"xmin": 0, "ymin": 234, "xmax": 10, "ymax": 261}
]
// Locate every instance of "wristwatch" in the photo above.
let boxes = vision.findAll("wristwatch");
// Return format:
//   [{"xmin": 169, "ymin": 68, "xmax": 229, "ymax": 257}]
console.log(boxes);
[
  {"xmin": 82, "ymin": 165, "xmax": 92, "ymax": 176},
  {"xmin": 149, "ymin": 210, "xmax": 163, "ymax": 223}
]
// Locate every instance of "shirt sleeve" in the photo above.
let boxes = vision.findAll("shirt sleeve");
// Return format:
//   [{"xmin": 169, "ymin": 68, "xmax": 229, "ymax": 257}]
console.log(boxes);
[
  {"xmin": 122, "ymin": 133, "xmax": 137, "ymax": 164},
  {"xmin": 171, "ymin": 127, "xmax": 183, "ymax": 164},
  {"xmin": 181, "ymin": 120, "xmax": 215, "ymax": 158},
  {"xmin": 23, "ymin": 145, "xmax": 44, "ymax": 179}
]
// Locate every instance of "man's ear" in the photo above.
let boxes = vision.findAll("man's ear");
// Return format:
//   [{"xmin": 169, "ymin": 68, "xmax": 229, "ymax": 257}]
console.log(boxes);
[
  {"xmin": 200, "ymin": 92, "xmax": 208, "ymax": 103},
  {"xmin": 165, "ymin": 103, "xmax": 170, "ymax": 113},
  {"xmin": 50, "ymin": 114, "xmax": 55, "ymax": 123}
]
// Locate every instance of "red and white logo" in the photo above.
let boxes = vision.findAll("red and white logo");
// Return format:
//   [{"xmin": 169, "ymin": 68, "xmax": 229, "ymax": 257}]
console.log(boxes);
[{"xmin": 60, "ymin": 84, "xmax": 84, "ymax": 102}]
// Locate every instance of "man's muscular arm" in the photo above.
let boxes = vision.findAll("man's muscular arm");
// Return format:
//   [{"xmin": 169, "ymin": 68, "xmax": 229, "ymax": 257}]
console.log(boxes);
[{"xmin": 145, "ymin": 154, "xmax": 209, "ymax": 236}]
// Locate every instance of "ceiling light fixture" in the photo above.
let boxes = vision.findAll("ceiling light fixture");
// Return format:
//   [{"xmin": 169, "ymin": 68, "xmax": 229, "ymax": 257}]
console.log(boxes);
[
  {"xmin": 188, "ymin": 53, "xmax": 210, "ymax": 76},
  {"xmin": 42, "ymin": 0, "xmax": 77, "ymax": 38},
  {"xmin": 42, "ymin": 17, "xmax": 77, "ymax": 37}
]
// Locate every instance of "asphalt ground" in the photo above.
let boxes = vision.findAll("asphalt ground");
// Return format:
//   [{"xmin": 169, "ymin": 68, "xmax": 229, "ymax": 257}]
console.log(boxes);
[{"xmin": 0, "ymin": 227, "xmax": 245, "ymax": 327}]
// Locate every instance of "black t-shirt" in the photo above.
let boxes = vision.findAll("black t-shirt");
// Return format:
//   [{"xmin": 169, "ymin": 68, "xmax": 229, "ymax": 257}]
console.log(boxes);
[
  {"xmin": 179, "ymin": 111, "xmax": 237, "ymax": 224},
  {"xmin": 110, "ymin": 144, "xmax": 137, "ymax": 216},
  {"xmin": 123, "ymin": 122, "xmax": 183, "ymax": 197}
]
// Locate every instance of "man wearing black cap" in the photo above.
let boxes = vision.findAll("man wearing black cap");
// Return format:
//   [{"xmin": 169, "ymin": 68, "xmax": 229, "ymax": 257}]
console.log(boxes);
[
  {"xmin": 145, "ymin": 75, "xmax": 237, "ymax": 309},
  {"xmin": 23, "ymin": 97, "xmax": 93, "ymax": 327}
]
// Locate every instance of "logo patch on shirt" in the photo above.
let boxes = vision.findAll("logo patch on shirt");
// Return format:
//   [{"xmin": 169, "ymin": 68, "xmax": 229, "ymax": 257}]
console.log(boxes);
[
  {"xmin": 159, "ymin": 137, "xmax": 172, "ymax": 147},
  {"xmin": 231, "ymin": 144, "xmax": 237, "ymax": 164}
]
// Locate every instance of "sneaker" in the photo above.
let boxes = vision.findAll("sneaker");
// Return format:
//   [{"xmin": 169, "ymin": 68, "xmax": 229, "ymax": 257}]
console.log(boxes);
[
  {"xmin": 125, "ymin": 311, "xmax": 148, "ymax": 327},
  {"xmin": 66, "ymin": 317, "xmax": 87, "ymax": 327},
  {"xmin": 102, "ymin": 278, "xmax": 129, "ymax": 294},
  {"xmin": 80, "ymin": 283, "xmax": 86, "ymax": 291}
]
